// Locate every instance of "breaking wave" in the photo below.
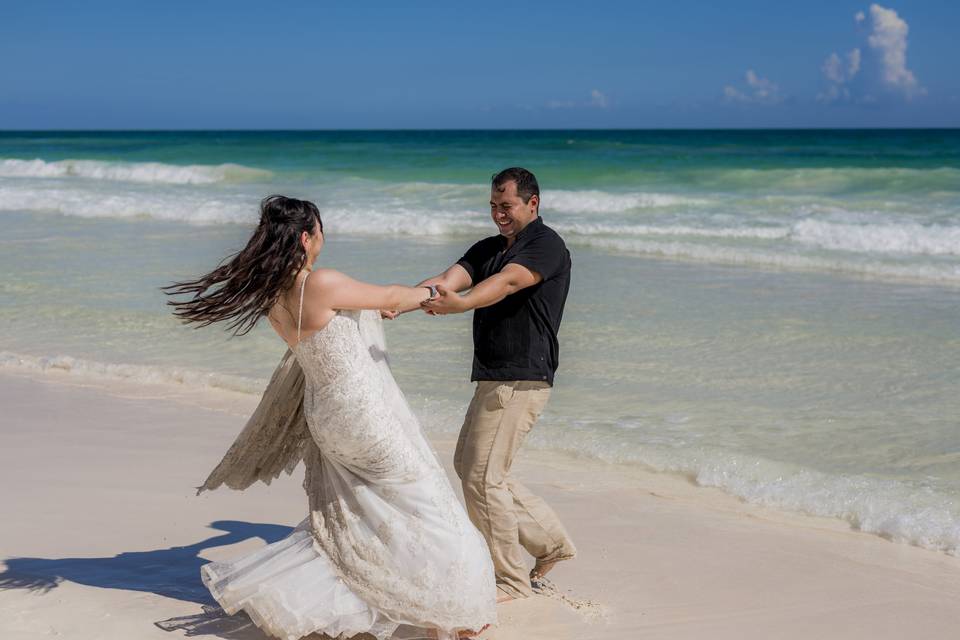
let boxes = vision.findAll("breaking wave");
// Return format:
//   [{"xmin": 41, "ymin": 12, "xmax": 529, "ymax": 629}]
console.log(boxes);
[
  {"xmin": 0, "ymin": 351, "xmax": 265, "ymax": 395},
  {"xmin": 525, "ymin": 421, "xmax": 960, "ymax": 556},
  {"xmin": 0, "ymin": 158, "xmax": 271, "ymax": 184},
  {"xmin": 4, "ymin": 349, "xmax": 957, "ymax": 556},
  {"xmin": 583, "ymin": 237, "xmax": 960, "ymax": 284}
]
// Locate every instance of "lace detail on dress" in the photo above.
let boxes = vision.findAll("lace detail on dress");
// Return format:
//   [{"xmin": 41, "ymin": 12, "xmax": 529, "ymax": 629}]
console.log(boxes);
[
  {"xmin": 202, "ymin": 309, "xmax": 496, "ymax": 640},
  {"xmin": 296, "ymin": 311, "xmax": 495, "ymax": 631}
]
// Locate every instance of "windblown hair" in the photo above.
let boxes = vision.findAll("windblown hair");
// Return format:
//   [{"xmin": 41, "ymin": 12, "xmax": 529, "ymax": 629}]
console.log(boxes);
[
  {"xmin": 164, "ymin": 195, "xmax": 323, "ymax": 336},
  {"xmin": 492, "ymin": 167, "xmax": 540, "ymax": 210}
]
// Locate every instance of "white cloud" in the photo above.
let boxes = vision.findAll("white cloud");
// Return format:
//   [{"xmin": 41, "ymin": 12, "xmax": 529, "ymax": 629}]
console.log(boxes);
[
  {"xmin": 848, "ymin": 48, "xmax": 862, "ymax": 76},
  {"xmin": 867, "ymin": 4, "xmax": 925, "ymax": 98},
  {"xmin": 823, "ymin": 53, "xmax": 845, "ymax": 83},
  {"xmin": 724, "ymin": 69, "xmax": 782, "ymax": 105},
  {"xmin": 817, "ymin": 84, "xmax": 851, "ymax": 104},
  {"xmin": 818, "ymin": 5, "xmax": 923, "ymax": 104},
  {"xmin": 723, "ymin": 86, "xmax": 748, "ymax": 102},
  {"xmin": 590, "ymin": 89, "xmax": 608, "ymax": 108},
  {"xmin": 818, "ymin": 48, "xmax": 861, "ymax": 102}
]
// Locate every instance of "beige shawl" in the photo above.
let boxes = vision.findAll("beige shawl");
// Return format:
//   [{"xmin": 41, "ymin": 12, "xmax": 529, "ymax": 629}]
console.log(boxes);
[{"xmin": 197, "ymin": 349, "xmax": 313, "ymax": 494}]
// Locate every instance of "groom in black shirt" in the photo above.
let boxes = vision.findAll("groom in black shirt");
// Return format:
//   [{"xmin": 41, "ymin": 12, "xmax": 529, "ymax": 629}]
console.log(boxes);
[{"xmin": 415, "ymin": 168, "xmax": 576, "ymax": 601}]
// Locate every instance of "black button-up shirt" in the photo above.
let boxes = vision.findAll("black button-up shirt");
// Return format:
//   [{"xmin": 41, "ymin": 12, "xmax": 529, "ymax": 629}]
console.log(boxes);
[{"xmin": 456, "ymin": 217, "xmax": 571, "ymax": 386}]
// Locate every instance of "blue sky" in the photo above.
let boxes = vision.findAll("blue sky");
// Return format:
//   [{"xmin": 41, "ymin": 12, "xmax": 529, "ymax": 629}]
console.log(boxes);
[{"xmin": 1, "ymin": 1, "xmax": 958, "ymax": 129}]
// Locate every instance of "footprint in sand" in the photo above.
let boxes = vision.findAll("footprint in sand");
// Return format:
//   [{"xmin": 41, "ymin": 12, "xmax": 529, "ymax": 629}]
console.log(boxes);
[{"xmin": 531, "ymin": 577, "xmax": 611, "ymax": 623}]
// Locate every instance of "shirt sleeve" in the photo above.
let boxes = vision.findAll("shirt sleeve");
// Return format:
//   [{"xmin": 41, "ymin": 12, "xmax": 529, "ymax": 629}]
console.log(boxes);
[
  {"xmin": 508, "ymin": 231, "xmax": 567, "ymax": 282},
  {"xmin": 456, "ymin": 238, "xmax": 491, "ymax": 283}
]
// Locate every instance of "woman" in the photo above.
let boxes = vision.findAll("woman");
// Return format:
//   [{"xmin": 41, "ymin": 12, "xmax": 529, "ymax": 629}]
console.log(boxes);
[{"xmin": 165, "ymin": 195, "xmax": 496, "ymax": 640}]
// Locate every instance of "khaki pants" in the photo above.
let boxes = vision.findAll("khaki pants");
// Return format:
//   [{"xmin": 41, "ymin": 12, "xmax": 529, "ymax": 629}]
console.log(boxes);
[{"xmin": 454, "ymin": 381, "xmax": 577, "ymax": 598}]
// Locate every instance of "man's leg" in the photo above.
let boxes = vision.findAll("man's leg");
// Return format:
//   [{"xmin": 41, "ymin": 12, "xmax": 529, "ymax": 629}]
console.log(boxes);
[
  {"xmin": 456, "ymin": 381, "xmax": 574, "ymax": 598},
  {"xmin": 456, "ymin": 381, "xmax": 534, "ymax": 598},
  {"xmin": 453, "ymin": 384, "xmax": 483, "ymax": 480},
  {"xmin": 505, "ymin": 384, "xmax": 577, "ymax": 577},
  {"xmin": 512, "ymin": 479, "xmax": 577, "ymax": 579}
]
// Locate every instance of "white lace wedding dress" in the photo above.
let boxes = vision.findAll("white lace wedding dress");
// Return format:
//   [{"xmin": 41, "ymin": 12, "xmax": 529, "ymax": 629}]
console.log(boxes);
[{"xmin": 199, "ymin": 282, "xmax": 497, "ymax": 640}]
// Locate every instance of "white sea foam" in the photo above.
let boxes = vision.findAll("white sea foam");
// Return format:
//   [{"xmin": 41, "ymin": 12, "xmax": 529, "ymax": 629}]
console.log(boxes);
[
  {"xmin": 0, "ymin": 351, "xmax": 266, "ymax": 395},
  {"xmin": 0, "ymin": 158, "xmax": 271, "ymax": 184},
  {"xmin": 790, "ymin": 219, "xmax": 960, "ymax": 256},
  {"xmin": 524, "ymin": 423, "xmax": 960, "ymax": 555},
  {"xmin": 320, "ymin": 206, "xmax": 489, "ymax": 236},
  {"xmin": 582, "ymin": 237, "xmax": 960, "ymax": 284},
  {"xmin": 4, "ymin": 348, "xmax": 958, "ymax": 555},
  {"xmin": 0, "ymin": 184, "xmax": 492, "ymax": 234},
  {"xmin": 6, "ymin": 182, "xmax": 952, "ymax": 262},
  {"xmin": 557, "ymin": 219, "xmax": 960, "ymax": 256},
  {"xmin": 544, "ymin": 189, "xmax": 708, "ymax": 213},
  {"xmin": 692, "ymin": 454, "xmax": 960, "ymax": 555},
  {"xmin": 2, "ymin": 174, "xmax": 958, "ymax": 283},
  {"xmin": 555, "ymin": 222, "xmax": 789, "ymax": 240},
  {"xmin": 0, "ymin": 184, "xmax": 259, "ymax": 224},
  {"xmin": 354, "ymin": 183, "xmax": 708, "ymax": 213}
]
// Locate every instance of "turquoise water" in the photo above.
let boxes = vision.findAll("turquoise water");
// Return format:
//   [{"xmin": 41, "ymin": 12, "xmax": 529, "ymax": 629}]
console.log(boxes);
[
  {"xmin": 2, "ymin": 130, "xmax": 958, "ymax": 282},
  {"xmin": 1, "ymin": 130, "xmax": 959, "ymax": 554}
]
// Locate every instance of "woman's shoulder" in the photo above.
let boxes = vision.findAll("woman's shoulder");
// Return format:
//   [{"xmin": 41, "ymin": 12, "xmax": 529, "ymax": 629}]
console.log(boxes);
[
  {"xmin": 304, "ymin": 268, "xmax": 343, "ymax": 291},
  {"xmin": 303, "ymin": 268, "xmax": 370, "ymax": 304}
]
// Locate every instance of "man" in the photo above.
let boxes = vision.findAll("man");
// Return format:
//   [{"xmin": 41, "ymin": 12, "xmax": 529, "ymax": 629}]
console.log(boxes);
[{"xmin": 416, "ymin": 167, "xmax": 577, "ymax": 601}]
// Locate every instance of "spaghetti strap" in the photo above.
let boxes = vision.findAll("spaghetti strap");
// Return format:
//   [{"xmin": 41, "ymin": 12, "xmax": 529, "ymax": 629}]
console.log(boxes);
[{"xmin": 297, "ymin": 271, "xmax": 309, "ymax": 344}]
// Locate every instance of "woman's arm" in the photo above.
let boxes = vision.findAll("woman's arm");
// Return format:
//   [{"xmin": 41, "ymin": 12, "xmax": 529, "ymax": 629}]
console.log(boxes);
[
  {"xmin": 379, "ymin": 262, "xmax": 471, "ymax": 319},
  {"xmin": 417, "ymin": 263, "xmax": 473, "ymax": 293},
  {"xmin": 308, "ymin": 268, "xmax": 433, "ymax": 313}
]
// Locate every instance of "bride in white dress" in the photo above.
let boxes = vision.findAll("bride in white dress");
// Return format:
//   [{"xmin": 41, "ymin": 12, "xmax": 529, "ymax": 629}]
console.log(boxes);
[{"xmin": 165, "ymin": 196, "xmax": 497, "ymax": 640}]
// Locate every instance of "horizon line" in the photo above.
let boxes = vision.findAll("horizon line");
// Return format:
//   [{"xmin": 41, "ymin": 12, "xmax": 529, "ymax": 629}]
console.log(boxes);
[{"xmin": 1, "ymin": 126, "xmax": 959, "ymax": 133}]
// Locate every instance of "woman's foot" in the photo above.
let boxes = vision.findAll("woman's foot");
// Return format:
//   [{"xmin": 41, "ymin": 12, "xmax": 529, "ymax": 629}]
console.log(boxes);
[
  {"xmin": 427, "ymin": 624, "xmax": 492, "ymax": 639},
  {"xmin": 458, "ymin": 624, "xmax": 491, "ymax": 638}
]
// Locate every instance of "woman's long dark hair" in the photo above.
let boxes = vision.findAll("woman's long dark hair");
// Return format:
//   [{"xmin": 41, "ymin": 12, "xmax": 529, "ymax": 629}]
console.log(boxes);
[{"xmin": 164, "ymin": 195, "xmax": 323, "ymax": 336}]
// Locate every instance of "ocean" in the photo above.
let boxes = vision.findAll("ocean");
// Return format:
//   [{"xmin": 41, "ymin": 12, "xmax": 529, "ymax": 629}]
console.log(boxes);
[{"xmin": 1, "ymin": 129, "xmax": 958, "ymax": 555}]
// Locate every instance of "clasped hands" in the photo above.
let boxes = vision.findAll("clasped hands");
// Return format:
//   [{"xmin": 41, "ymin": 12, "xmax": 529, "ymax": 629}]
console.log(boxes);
[{"xmin": 381, "ymin": 284, "xmax": 467, "ymax": 320}]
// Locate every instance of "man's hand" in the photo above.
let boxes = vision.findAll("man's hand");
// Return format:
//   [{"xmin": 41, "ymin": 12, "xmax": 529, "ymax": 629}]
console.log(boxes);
[
  {"xmin": 380, "ymin": 309, "xmax": 400, "ymax": 320},
  {"xmin": 420, "ymin": 284, "xmax": 469, "ymax": 315}
]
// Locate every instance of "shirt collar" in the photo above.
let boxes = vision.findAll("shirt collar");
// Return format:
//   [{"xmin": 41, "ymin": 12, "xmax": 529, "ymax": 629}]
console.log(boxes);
[{"xmin": 500, "ymin": 216, "xmax": 543, "ymax": 248}]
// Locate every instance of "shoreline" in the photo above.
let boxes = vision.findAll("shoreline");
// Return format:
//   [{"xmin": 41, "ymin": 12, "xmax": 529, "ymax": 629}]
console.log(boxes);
[
  {"xmin": 2, "ymin": 369, "xmax": 960, "ymax": 639},
  {"xmin": 3, "ymin": 355, "xmax": 958, "ymax": 558}
]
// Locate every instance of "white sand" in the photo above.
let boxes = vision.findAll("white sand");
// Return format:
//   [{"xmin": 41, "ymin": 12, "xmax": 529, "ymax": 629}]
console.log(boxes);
[{"xmin": 1, "ymin": 369, "xmax": 959, "ymax": 640}]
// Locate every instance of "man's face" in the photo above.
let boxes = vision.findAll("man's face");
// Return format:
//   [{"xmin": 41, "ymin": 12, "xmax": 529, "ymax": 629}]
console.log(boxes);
[{"xmin": 490, "ymin": 181, "xmax": 539, "ymax": 240}]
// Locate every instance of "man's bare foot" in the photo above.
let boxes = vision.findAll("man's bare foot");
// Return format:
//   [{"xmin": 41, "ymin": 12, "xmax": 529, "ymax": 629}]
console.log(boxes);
[
  {"xmin": 530, "ymin": 559, "xmax": 558, "ymax": 581},
  {"xmin": 530, "ymin": 555, "xmax": 574, "ymax": 590}
]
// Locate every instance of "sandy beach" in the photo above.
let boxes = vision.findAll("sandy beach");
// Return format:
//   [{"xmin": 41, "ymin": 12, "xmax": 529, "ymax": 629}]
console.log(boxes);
[
  {"xmin": 2, "ymin": 368, "xmax": 959, "ymax": 640},
  {"xmin": 4, "ymin": 1, "xmax": 960, "ymax": 637}
]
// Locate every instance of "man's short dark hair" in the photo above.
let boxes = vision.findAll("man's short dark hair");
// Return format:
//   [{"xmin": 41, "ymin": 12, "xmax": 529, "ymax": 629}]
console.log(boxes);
[{"xmin": 491, "ymin": 167, "xmax": 539, "ymax": 207}]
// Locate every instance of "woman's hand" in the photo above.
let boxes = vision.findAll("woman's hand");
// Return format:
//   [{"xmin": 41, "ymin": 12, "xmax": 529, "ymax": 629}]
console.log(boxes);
[{"xmin": 420, "ymin": 284, "xmax": 469, "ymax": 315}]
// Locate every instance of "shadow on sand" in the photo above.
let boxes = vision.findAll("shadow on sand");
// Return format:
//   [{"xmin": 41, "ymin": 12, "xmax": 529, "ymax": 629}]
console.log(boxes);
[
  {"xmin": 0, "ymin": 521, "xmax": 439, "ymax": 639},
  {"xmin": 0, "ymin": 520, "xmax": 294, "ymax": 639}
]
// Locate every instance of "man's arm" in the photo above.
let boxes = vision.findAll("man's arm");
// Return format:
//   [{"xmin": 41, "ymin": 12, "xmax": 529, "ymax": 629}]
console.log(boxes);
[
  {"xmin": 421, "ymin": 263, "xmax": 540, "ymax": 315},
  {"xmin": 381, "ymin": 263, "xmax": 474, "ymax": 319}
]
